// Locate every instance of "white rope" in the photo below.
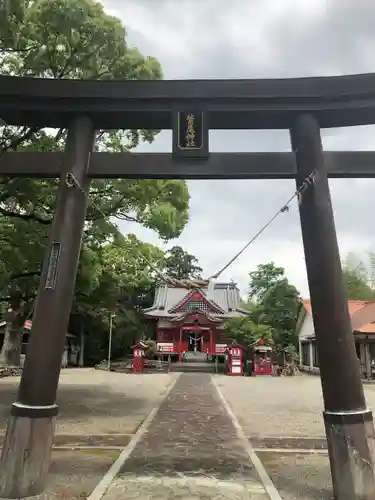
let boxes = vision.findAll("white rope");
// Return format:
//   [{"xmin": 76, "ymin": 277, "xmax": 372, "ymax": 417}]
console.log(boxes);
[{"xmin": 66, "ymin": 170, "xmax": 317, "ymax": 290}]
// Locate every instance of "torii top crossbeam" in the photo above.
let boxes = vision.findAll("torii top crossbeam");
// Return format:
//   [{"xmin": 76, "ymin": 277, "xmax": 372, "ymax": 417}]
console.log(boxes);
[{"xmin": 1, "ymin": 72, "xmax": 375, "ymax": 129}]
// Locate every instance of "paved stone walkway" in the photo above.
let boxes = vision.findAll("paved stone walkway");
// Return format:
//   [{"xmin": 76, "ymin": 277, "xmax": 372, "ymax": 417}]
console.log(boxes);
[{"xmin": 105, "ymin": 373, "xmax": 270, "ymax": 499}]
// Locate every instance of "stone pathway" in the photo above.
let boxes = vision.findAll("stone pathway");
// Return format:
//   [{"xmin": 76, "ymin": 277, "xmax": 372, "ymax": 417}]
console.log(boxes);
[{"xmin": 103, "ymin": 373, "xmax": 270, "ymax": 499}]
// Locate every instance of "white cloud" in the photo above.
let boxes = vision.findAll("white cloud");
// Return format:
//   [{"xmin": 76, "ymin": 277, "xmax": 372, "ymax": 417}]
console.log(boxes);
[{"xmin": 103, "ymin": 0, "xmax": 375, "ymax": 297}]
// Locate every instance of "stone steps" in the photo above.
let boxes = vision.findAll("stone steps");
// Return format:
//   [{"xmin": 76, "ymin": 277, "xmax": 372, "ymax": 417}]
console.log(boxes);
[
  {"xmin": 171, "ymin": 361, "xmax": 215, "ymax": 373},
  {"xmin": 183, "ymin": 352, "xmax": 209, "ymax": 363}
]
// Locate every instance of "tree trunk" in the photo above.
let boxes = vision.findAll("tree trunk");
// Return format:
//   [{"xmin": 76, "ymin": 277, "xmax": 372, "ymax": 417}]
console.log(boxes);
[
  {"xmin": 0, "ymin": 298, "xmax": 24, "ymax": 367},
  {"xmin": 0, "ymin": 325, "xmax": 22, "ymax": 367}
]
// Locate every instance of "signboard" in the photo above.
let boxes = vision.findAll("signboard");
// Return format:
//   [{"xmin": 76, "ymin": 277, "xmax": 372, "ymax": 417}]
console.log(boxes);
[
  {"xmin": 215, "ymin": 343, "xmax": 227, "ymax": 354},
  {"xmin": 227, "ymin": 344, "xmax": 244, "ymax": 376},
  {"xmin": 45, "ymin": 242, "xmax": 61, "ymax": 290},
  {"xmin": 157, "ymin": 342, "xmax": 175, "ymax": 352},
  {"xmin": 172, "ymin": 110, "xmax": 209, "ymax": 159}
]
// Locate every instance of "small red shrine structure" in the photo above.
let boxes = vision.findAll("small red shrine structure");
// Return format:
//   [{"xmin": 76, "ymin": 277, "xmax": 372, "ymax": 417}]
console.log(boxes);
[
  {"xmin": 253, "ymin": 338, "xmax": 273, "ymax": 375},
  {"xmin": 143, "ymin": 281, "xmax": 249, "ymax": 361},
  {"xmin": 226, "ymin": 342, "xmax": 244, "ymax": 376},
  {"xmin": 131, "ymin": 341, "xmax": 147, "ymax": 373}
]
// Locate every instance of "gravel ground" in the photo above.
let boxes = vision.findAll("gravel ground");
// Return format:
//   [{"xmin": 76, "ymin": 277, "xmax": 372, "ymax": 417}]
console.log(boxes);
[
  {"xmin": 0, "ymin": 370, "xmax": 177, "ymax": 499},
  {"xmin": 214, "ymin": 373, "xmax": 375, "ymax": 438},
  {"xmin": 0, "ymin": 369, "xmax": 177, "ymax": 435},
  {"xmin": 2, "ymin": 371, "xmax": 375, "ymax": 500},
  {"xmin": 0, "ymin": 449, "xmax": 121, "ymax": 500},
  {"xmin": 214, "ymin": 374, "xmax": 375, "ymax": 499},
  {"xmin": 257, "ymin": 451, "xmax": 332, "ymax": 500}
]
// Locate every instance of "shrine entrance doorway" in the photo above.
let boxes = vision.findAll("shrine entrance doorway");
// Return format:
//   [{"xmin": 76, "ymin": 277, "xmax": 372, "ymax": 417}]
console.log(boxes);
[{"xmin": 187, "ymin": 330, "xmax": 203, "ymax": 352}]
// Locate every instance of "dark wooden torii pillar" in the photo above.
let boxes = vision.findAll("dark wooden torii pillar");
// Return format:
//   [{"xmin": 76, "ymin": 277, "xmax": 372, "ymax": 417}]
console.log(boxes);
[
  {"xmin": 291, "ymin": 114, "xmax": 375, "ymax": 500},
  {"xmin": 0, "ymin": 116, "xmax": 95, "ymax": 498}
]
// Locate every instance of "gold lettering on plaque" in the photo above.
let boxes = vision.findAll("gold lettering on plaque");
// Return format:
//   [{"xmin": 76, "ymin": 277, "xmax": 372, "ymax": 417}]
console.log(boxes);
[{"xmin": 185, "ymin": 113, "xmax": 196, "ymax": 148}]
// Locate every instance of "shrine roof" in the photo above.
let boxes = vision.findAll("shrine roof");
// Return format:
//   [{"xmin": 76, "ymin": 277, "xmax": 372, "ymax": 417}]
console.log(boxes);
[{"xmin": 143, "ymin": 281, "xmax": 247, "ymax": 318}]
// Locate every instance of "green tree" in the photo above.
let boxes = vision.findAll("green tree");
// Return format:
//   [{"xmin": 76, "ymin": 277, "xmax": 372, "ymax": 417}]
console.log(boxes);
[
  {"xmin": 248, "ymin": 262, "xmax": 287, "ymax": 301},
  {"xmin": 342, "ymin": 268, "xmax": 375, "ymax": 300},
  {"xmin": 238, "ymin": 297, "xmax": 255, "ymax": 312},
  {"xmin": 248, "ymin": 263, "xmax": 301, "ymax": 351},
  {"xmin": 342, "ymin": 252, "xmax": 375, "ymax": 300},
  {"xmin": 163, "ymin": 246, "xmax": 202, "ymax": 280},
  {"xmin": 0, "ymin": 0, "xmax": 26, "ymax": 49},
  {"xmin": 0, "ymin": 0, "xmax": 190, "ymax": 366},
  {"xmin": 223, "ymin": 316, "xmax": 274, "ymax": 347},
  {"xmin": 72, "ymin": 234, "xmax": 163, "ymax": 365}
]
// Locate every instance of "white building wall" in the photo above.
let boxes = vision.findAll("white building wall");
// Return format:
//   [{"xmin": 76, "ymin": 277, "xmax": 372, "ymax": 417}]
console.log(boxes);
[
  {"xmin": 298, "ymin": 306, "xmax": 368, "ymax": 378},
  {"xmin": 298, "ymin": 312, "xmax": 320, "ymax": 374},
  {"xmin": 299, "ymin": 312, "xmax": 314, "ymax": 340}
]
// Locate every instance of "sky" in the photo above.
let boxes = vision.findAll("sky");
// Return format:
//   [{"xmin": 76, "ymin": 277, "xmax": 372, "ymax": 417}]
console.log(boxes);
[{"xmin": 101, "ymin": 0, "xmax": 375, "ymax": 298}]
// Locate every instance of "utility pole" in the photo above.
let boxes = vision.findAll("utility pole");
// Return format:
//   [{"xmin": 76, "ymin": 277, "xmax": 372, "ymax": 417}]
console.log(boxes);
[
  {"xmin": 107, "ymin": 313, "xmax": 115, "ymax": 372},
  {"xmin": 79, "ymin": 323, "xmax": 85, "ymax": 368}
]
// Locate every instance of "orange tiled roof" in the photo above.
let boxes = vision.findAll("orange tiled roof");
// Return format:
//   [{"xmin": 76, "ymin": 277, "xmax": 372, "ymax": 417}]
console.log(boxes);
[
  {"xmin": 357, "ymin": 322, "xmax": 375, "ymax": 333},
  {"xmin": 302, "ymin": 299, "xmax": 375, "ymax": 334},
  {"xmin": 302, "ymin": 299, "xmax": 370, "ymax": 316}
]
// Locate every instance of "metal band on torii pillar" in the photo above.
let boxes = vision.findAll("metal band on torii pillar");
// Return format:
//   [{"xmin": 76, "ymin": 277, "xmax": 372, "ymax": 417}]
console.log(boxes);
[
  {"xmin": 290, "ymin": 114, "xmax": 375, "ymax": 500},
  {"xmin": 0, "ymin": 116, "xmax": 96, "ymax": 499}
]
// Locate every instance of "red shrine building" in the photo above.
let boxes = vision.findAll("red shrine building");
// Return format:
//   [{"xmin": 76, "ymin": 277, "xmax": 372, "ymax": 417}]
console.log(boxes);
[{"xmin": 143, "ymin": 281, "xmax": 248, "ymax": 360}]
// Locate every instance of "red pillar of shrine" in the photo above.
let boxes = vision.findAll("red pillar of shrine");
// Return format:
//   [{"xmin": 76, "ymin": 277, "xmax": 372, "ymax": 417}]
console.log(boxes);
[{"xmin": 179, "ymin": 327, "xmax": 183, "ymax": 360}]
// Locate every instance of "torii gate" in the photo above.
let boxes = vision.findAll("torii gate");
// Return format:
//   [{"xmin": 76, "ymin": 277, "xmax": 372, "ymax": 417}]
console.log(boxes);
[{"xmin": 1, "ymin": 74, "xmax": 375, "ymax": 499}]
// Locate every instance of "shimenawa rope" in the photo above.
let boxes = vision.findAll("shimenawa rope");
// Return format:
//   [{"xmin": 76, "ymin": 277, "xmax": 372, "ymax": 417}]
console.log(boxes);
[{"xmin": 65, "ymin": 170, "xmax": 317, "ymax": 289}]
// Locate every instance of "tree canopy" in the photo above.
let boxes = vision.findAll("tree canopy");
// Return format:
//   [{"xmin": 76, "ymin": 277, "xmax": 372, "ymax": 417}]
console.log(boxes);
[
  {"xmin": 0, "ymin": 0, "xmax": 191, "ymax": 366},
  {"xmin": 226, "ymin": 262, "xmax": 301, "ymax": 352},
  {"xmin": 227, "ymin": 253, "xmax": 375, "ymax": 357},
  {"xmin": 342, "ymin": 252, "xmax": 375, "ymax": 300},
  {"xmin": 163, "ymin": 246, "xmax": 203, "ymax": 280},
  {"xmin": 248, "ymin": 262, "xmax": 287, "ymax": 301},
  {"xmin": 223, "ymin": 316, "xmax": 274, "ymax": 348}
]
